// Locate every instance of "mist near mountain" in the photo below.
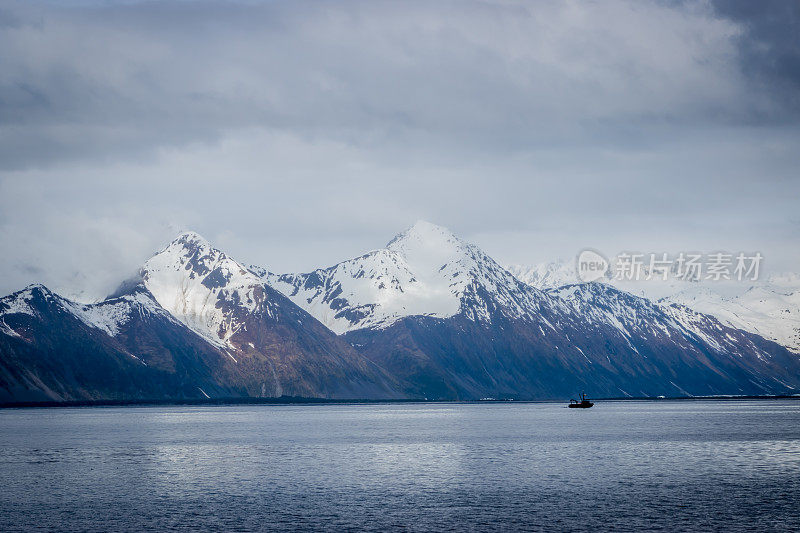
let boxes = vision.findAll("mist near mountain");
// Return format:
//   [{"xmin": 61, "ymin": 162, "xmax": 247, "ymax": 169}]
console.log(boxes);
[
  {"xmin": 1, "ymin": 0, "xmax": 799, "ymax": 301},
  {"xmin": 2, "ymin": 222, "xmax": 799, "ymax": 402},
  {"xmin": 508, "ymin": 259, "xmax": 800, "ymax": 353}
]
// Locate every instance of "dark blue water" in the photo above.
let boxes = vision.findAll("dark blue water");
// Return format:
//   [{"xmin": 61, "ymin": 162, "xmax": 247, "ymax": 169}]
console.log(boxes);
[{"xmin": 1, "ymin": 400, "xmax": 799, "ymax": 532}]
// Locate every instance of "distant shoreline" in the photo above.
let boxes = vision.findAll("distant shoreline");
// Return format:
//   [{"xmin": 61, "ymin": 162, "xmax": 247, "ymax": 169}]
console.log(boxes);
[{"xmin": 1, "ymin": 395, "xmax": 798, "ymax": 409}]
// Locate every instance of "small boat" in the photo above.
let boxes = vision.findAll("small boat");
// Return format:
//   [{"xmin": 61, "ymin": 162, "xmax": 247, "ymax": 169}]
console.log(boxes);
[{"xmin": 568, "ymin": 392, "xmax": 594, "ymax": 408}]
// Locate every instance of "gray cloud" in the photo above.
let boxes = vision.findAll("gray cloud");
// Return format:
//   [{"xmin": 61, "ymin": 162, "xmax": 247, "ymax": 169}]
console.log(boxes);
[
  {"xmin": 710, "ymin": 0, "xmax": 800, "ymax": 118},
  {"xmin": 0, "ymin": 0, "xmax": 798, "ymax": 300}
]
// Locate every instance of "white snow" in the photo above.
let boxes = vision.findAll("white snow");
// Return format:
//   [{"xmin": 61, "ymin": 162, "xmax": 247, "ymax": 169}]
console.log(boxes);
[
  {"xmin": 507, "ymin": 260, "xmax": 581, "ymax": 290},
  {"xmin": 0, "ymin": 284, "xmax": 169, "ymax": 340},
  {"xmin": 65, "ymin": 290, "xmax": 170, "ymax": 337},
  {"xmin": 142, "ymin": 231, "xmax": 275, "ymax": 347},
  {"xmin": 661, "ymin": 279, "xmax": 800, "ymax": 353},
  {"xmin": 0, "ymin": 318, "xmax": 21, "ymax": 338},
  {"xmin": 512, "ymin": 259, "xmax": 800, "ymax": 353},
  {"xmin": 260, "ymin": 221, "xmax": 549, "ymax": 334},
  {"xmin": 0, "ymin": 285, "xmax": 41, "ymax": 318}
]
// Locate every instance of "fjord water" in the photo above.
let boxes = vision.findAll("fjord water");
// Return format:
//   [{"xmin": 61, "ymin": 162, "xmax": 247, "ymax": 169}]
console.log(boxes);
[{"xmin": 1, "ymin": 401, "xmax": 798, "ymax": 532}]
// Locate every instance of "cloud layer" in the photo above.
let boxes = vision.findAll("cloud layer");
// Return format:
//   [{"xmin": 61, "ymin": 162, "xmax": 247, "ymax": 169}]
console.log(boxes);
[{"xmin": 1, "ymin": 0, "xmax": 798, "ymax": 300}]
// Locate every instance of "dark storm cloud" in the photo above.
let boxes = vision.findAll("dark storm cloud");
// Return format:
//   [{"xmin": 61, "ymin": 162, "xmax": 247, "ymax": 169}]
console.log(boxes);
[
  {"xmin": 711, "ymin": 0, "xmax": 800, "ymax": 119},
  {"xmin": 0, "ymin": 0, "xmax": 772, "ymax": 169},
  {"xmin": 0, "ymin": 0, "xmax": 798, "ymax": 299}
]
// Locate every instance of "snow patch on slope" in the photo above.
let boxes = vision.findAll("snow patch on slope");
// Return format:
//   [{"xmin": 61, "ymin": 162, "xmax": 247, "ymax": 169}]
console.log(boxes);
[
  {"xmin": 142, "ymin": 232, "xmax": 276, "ymax": 347},
  {"xmin": 261, "ymin": 221, "xmax": 550, "ymax": 334},
  {"xmin": 507, "ymin": 261, "xmax": 579, "ymax": 289},
  {"xmin": 0, "ymin": 284, "xmax": 157, "ymax": 340},
  {"xmin": 0, "ymin": 284, "xmax": 41, "ymax": 318},
  {"xmin": 661, "ymin": 279, "xmax": 800, "ymax": 353},
  {"xmin": 512, "ymin": 258, "xmax": 800, "ymax": 353},
  {"xmin": 65, "ymin": 290, "xmax": 173, "ymax": 337}
]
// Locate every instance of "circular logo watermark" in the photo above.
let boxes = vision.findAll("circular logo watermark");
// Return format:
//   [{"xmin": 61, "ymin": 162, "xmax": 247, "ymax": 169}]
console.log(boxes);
[{"xmin": 576, "ymin": 249, "xmax": 610, "ymax": 282}]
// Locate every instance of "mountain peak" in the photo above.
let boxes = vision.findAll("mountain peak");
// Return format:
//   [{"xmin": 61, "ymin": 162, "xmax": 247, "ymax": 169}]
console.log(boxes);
[
  {"xmin": 384, "ymin": 221, "xmax": 470, "ymax": 287},
  {"xmin": 147, "ymin": 230, "xmax": 221, "ymax": 281},
  {"xmin": 141, "ymin": 231, "xmax": 275, "ymax": 347},
  {"xmin": 265, "ymin": 220, "xmax": 547, "ymax": 333},
  {"xmin": 171, "ymin": 230, "xmax": 211, "ymax": 250},
  {"xmin": 386, "ymin": 220, "xmax": 459, "ymax": 249},
  {"xmin": 23, "ymin": 282, "xmax": 52, "ymax": 294}
]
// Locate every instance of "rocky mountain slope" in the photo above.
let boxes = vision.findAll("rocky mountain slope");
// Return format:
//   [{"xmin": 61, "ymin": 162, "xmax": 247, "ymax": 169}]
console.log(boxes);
[
  {"xmin": 0, "ymin": 283, "xmax": 237, "ymax": 402},
  {"xmin": 138, "ymin": 232, "xmax": 402, "ymax": 399},
  {"xmin": 509, "ymin": 259, "xmax": 800, "ymax": 353},
  {"xmin": 0, "ymin": 234, "xmax": 402, "ymax": 402},
  {"xmin": 262, "ymin": 222, "xmax": 800, "ymax": 399},
  {"xmin": 1, "ymin": 223, "xmax": 798, "ymax": 402},
  {"xmin": 259, "ymin": 221, "xmax": 553, "ymax": 333}
]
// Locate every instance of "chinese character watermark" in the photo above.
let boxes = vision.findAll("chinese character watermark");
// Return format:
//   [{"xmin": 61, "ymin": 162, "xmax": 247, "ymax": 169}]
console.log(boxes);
[{"xmin": 576, "ymin": 250, "xmax": 763, "ymax": 283}]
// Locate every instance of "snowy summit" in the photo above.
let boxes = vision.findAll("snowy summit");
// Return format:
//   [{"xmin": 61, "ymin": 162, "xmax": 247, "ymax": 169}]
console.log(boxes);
[{"xmin": 260, "ymin": 221, "xmax": 543, "ymax": 334}]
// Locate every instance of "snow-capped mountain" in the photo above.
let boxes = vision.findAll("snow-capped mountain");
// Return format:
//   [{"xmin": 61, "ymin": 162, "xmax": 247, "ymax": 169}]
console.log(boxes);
[
  {"xmin": 0, "ymin": 283, "xmax": 241, "ymax": 402},
  {"xmin": 510, "ymin": 259, "xmax": 800, "ymax": 353},
  {"xmin": 345, "ymin": 277, "xmax": 800, "ymax": 399},
  {"xmin": 257, "ymin": 221, "xmax": 800, "ymax": 399},
  {"xmin": 547, "ymin": 283, "xmax": 771, "ymax": 364},
  {"xmin": 660, "ymin": 277, "xmax": 800, "ymax": 354},
  {"xmin": 138, "ymin": 231, "xmax": 401, "ymax": 398},
  {"xmin": 0, "ymin": 282, "xmax": 176, "ymax": 348},
  {"xmin": 0, "ymin": 234, "xmax": 403, "ymax": 402},
  {"xmin": 506, "ymin": 260, "xmax": 580, "ymax": 290},
  {"xmin": 2, "ymin": 223, "xmax": 799, "ymax": 403},
  {"xmin": 258, "ymin": 221, "xmax": 554, "ymax": 334},
  {"xmin": 141, "ymin": 232, "xmax": 280, "ymax": 348}
]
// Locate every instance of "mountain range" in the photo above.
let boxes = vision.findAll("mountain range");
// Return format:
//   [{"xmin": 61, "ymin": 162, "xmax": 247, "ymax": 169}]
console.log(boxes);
[
  {"xmin": 2, "ymin": 221, "xmax": 799, "ymax": 402},
  {"xmin": 507, "ymin": 260, "xmax": 800, "ymax": 353}
]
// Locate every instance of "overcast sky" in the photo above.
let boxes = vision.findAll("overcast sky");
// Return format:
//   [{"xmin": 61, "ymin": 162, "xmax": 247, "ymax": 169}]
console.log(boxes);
[{"xmin": 1, "ymin": 0, "xmax": 798, "ymax": 300}]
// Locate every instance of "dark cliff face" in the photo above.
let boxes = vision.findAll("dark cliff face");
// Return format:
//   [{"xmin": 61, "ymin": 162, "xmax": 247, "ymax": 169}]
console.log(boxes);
[
  {"xmin": 0, "ymin": 284, "xmax": 404, "ymax": 403},
  {"xmin": 0, "ymin": 285, "xmax": 234, "ymax": 402},
  {"xmin": 344, "ymin": 284, "xmax": 800, "ymax": 400},
  {"xmin": 138, "ymin": 232, "xmax": 404, "ymax": 400},
  {"xmin": 2, "ymin": 228, "xmax": 799, "ymax": 404},
  {"xmin": 0, "ymin": 231, "xmax": 405, "ymax": 403},
  {"xmin": 207, "ymin": 283, "xmax": 403, "ymax": 399},
  {"xmin": 2, "ymin": 280, "xmax": 799, "ymax": 403}
]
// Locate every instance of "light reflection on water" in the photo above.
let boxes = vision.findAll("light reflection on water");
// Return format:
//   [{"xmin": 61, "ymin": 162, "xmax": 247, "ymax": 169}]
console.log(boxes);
[{"xmin": 1, "ymin": 401, "xmax": 799, "ymax": 532}]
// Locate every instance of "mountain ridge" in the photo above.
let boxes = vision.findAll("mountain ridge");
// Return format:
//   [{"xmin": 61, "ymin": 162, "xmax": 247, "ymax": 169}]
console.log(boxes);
[
  {"xmin": 1, "ymin": 222, "xmax": 799, "ymax": 402},
  {"xmin": 259, "ymin": 220, "xmax": 558, "ymax": 334},
  {"xmin": 509, "ymin": 258, "xmax": 800, "ymax": 353},
  {"xmin": 0, "ymin": 233, "xmax": 406, "ymax": 401}
]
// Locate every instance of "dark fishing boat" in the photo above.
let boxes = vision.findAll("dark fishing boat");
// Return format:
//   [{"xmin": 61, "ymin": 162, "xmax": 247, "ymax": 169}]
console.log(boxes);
[{"xmin": 568, "ymin": 392, "xmax": 593, "ymax": 408}]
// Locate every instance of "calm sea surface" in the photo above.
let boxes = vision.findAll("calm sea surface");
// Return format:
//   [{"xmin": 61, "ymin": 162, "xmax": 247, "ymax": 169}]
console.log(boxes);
[{"xmin": 0, "ymin": 400, "xmax": 798, "ymax": 532}]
